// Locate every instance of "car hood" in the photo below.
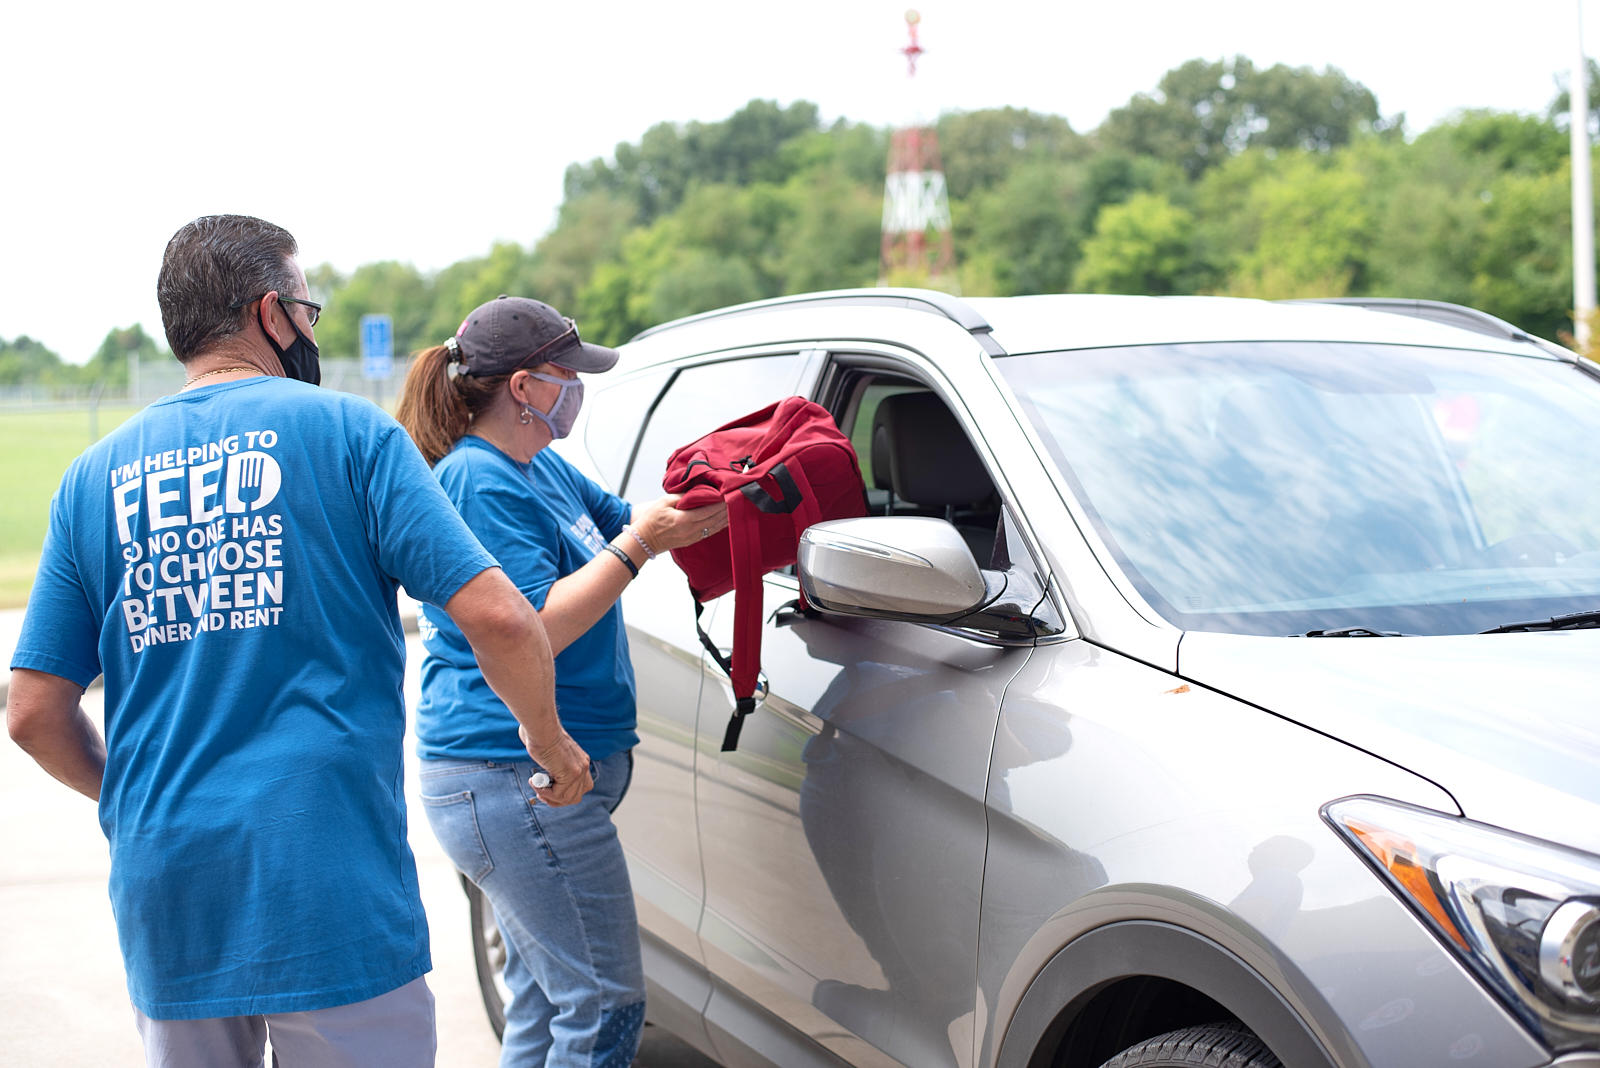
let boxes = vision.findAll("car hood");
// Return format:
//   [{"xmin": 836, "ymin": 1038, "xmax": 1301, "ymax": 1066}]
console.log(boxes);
[{"xmin": 1179, "ymin": 629, "xmax": 1600, "ymax": 856}]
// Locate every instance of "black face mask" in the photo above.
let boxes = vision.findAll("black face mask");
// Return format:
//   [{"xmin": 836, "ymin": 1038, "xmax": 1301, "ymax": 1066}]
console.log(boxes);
[{"xmin": 260, "ymin": 306, "xmax": 321, "ymax": 385}]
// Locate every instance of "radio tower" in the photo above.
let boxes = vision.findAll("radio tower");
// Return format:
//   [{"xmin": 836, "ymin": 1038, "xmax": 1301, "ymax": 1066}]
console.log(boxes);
[{"xmin": 880, "ymin": 9, "xmax": 956, "ymax": 289}]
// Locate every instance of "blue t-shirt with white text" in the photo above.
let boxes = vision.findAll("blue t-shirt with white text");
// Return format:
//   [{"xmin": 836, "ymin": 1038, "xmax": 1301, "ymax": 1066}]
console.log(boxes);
[
  {"xmin": 11, "ymin": 376, "xmax": 497, "ymax": 1019},
  {"xmin": 416, "ymin": 436, "xmax": 638, "ymax": 762}
]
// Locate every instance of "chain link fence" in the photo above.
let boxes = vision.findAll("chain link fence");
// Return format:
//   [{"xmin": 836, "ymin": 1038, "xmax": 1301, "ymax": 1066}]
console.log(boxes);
[{"xmin": 0, "ymin": 355, "xmax": 414, "ymax": 415}]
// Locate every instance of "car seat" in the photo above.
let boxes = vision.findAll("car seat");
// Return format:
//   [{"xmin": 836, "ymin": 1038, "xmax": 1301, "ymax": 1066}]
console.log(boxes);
[{"xmin": 870, "ymin": 391, "xmax": 998, "ymax": 565}]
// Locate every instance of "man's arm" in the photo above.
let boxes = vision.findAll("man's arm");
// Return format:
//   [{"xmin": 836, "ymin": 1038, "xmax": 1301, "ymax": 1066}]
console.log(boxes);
[
  {"xmin": 7, "ymin": 669, "xmax": 106, "ymax": 801},
  {"xmin": 443, "ymin": 567, "xmax": 592, "ymax": 805}
]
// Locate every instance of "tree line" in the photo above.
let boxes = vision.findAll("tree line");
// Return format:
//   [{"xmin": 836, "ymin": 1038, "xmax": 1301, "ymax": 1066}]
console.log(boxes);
[
  {"xmin": 307, "ymin": 55, "xmax": 1595, "ymax": 354},
  {"xmin": 0, "ymin": 326, "xmax": 160, "ymax": 388},
  {"xmin": 8, "ymin": 54, "xmax": 1597, "ymax": 385}
]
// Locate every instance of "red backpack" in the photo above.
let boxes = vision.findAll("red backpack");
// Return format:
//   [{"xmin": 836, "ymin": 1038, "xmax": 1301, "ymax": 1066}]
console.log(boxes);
[{"xmin": 663, "ymin": 396, "xmax": 867, "ymax": 750}]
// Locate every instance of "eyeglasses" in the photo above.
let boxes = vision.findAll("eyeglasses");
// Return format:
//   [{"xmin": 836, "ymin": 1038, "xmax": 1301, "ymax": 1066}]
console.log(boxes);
[{"xmin": 229, "ymin": 293, "xmax": 323, "ymax": 328}]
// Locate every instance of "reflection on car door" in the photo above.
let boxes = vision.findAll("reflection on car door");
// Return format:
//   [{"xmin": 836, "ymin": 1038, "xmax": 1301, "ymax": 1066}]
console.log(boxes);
[
  {"xmin": 616, "ymin": 553, "xmax": 716, "ymax": 962},
  {"xmin": 688, "ymin": 364, "xmax": 1031, "ymax": 1068},
  {"xmin": 612, "ymin": 352, "xmax": 824, "ymax": 991},
  {"xmin": 587, "ymin": 367, "xmax": 721, "ymax": 1046},
  {"xmin": 694, "ymin": 565, "xmax": 1030, "ymax": 1068}
]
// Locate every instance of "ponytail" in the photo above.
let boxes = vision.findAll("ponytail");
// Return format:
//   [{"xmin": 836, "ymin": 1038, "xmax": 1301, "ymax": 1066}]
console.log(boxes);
[{"xmin": 396, "ymin": 344, "xmax": 511, "ymax": 466}]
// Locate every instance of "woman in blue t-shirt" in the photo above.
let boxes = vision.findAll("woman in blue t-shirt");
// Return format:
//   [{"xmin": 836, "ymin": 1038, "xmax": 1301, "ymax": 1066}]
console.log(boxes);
[{"xmin": 397, "ymin": 296, "xmax": 726, "ymax": 1068}]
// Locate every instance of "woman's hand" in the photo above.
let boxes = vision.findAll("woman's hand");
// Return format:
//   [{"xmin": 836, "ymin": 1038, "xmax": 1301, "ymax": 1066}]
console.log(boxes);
[
  {"xmin": 632, "ymin": 494, "xmax": 730, "ymax": 554},
  {"xmin": 519, "ymin": 724, "xmax": 594, "ymax": 806}
]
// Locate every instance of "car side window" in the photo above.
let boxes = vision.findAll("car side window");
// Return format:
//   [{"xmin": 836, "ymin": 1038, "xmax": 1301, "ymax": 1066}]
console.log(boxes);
[
  {"xmin": 623, "ymin": 353, "xmax": 805, "ymax": 503},
  {"xmin": 840, "ymin": 372, "xmax": 1001, "ymax": 565},
  {"xmin": 833, "ymin": 369, "xmax": 1064, "ymax": 639},
  {"xmin": 583, "ymin": 369, "xmax": 673, "ymax": 492},
  {"xmin": 985, "ymin": 506, "xmax": 1068, "ymax": 637}
]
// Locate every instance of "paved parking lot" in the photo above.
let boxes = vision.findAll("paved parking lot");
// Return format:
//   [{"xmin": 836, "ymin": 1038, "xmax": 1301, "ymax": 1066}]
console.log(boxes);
[
  {"xmin": 0, "ymin": 620, "xmax": 714, "ymax": 1068},
  {"xmin": 0, "ymin": 628, "xmax": 501, "ymax": 1066}
]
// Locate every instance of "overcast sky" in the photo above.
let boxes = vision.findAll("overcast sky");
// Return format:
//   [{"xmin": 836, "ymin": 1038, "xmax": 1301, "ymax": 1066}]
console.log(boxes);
[{"xmin": 1, "ymin": 0, "xmax": 1591, "ymax": 362}]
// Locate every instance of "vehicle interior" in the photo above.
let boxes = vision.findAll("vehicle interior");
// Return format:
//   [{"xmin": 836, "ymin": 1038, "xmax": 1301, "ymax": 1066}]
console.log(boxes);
[{"xmin": 832, "ymin": 369, "xmax": 1002, "ymax": 570}]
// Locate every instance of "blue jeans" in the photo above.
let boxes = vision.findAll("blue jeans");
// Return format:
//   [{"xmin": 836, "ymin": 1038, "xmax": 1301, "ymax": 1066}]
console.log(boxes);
[{"xmin": 419, "ymin": 750, "xmax": 644, "ymax": 1068}]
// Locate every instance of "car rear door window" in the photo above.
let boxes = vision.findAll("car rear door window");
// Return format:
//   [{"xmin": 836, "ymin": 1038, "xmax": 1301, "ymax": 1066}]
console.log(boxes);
[
  {"xmin": 623, "ymin": 354, "xmax": 805, "ymax": 502},
  {"xmin": 583, "ymin": 369, "xmax": 672, "ymax": 492}
]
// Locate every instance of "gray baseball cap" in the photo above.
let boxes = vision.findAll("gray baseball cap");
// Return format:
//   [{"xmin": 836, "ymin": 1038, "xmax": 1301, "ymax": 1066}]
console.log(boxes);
[{"xmin": 452, "ymin": 295, "xmax": 619, "ymax": 376}]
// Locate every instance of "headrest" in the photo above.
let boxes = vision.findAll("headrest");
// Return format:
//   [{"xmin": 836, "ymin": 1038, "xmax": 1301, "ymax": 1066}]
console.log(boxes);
[
  {"xmin": 871, "ymin": 423, "xmax": 894, "ymax": 490},
  {"xmin": 871, "ymin": 392, "xmax": 994, "ymax": 506}
]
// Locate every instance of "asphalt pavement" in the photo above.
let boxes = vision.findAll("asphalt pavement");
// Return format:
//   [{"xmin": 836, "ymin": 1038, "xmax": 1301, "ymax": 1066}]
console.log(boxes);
[{"xmin": 0, "ymin": 608, "xmax": 720, "ymax": 1068}]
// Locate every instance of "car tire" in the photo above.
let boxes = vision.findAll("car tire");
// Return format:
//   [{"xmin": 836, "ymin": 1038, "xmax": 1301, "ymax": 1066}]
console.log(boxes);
[
  {"xmin": 460, "ymin": 872, "xmax": 510, "ymax": 1042},
  {"xmin": 1097, "ymin": 1022, "xmax": 1282, "ymax": 1068}
]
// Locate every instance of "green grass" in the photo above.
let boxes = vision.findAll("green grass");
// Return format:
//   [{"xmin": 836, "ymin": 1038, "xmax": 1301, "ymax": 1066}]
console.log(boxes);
[{"xmin": 0, "ymin": 408, "xmax": 140, "ymax": 608}]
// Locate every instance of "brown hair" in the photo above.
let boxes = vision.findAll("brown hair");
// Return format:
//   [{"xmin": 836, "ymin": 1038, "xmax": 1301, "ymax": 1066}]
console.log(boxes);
[{"xmin": 396, "ymin": 345, "xmax": 513, "ymax": 465}]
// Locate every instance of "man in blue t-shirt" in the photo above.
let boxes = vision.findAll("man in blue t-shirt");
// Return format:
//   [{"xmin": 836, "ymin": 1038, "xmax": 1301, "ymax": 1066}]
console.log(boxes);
[{"xmin": 5, "ymin": 215, "xmax": 592, "ymax": 1068}]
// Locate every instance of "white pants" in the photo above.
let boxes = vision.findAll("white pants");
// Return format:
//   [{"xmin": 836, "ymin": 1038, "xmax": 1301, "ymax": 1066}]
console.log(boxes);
[{"xmin": 133, "ymin": 976, "xmax": 436, "ymax": 1068}]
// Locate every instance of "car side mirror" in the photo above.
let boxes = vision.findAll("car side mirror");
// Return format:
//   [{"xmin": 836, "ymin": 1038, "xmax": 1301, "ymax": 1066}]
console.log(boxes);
[{"xmin": 797, "ymin": 517, "xmax": 1002, "ymax": 623}]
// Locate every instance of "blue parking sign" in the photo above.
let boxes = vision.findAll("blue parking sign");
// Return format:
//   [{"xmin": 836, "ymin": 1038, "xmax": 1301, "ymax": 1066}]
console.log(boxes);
[{"xmin": 361, "ymin": 314, "xmax": 393, "ymax": 379}]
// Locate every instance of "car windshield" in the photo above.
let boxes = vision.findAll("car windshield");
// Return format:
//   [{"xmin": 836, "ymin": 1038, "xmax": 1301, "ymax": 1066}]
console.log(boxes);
[{"xmin": 999, "ymin": 341, "xmax": 1600, "ymax": 636}]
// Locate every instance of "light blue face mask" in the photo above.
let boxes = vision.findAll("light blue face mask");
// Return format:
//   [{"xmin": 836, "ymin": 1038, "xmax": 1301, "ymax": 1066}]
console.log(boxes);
[{"xmin": 521, "ymin": 371, "xmax": 585, "ymax": 439}]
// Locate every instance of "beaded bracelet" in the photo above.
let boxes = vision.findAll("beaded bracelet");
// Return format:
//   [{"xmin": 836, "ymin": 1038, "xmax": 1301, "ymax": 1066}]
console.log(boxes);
[
  {"xmin": 624, "ymin": 524, "xmax": 657, "ymax": 561},
  {"xmin": 602, "ymin": 543, "xmax": 639, "ymax": 579}
]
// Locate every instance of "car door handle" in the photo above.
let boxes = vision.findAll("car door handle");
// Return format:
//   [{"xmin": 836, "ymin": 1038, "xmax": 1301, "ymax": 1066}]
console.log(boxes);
[
  {"xmin": 704, "ymin": 653, "xmax": 770, "ymax": 708},
  {"xmin": 717, "ymin": 671, "xmax": 769, "ymax": 709}
]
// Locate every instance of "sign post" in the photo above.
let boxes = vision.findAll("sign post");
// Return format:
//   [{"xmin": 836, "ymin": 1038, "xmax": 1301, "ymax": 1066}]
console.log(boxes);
[
  {"xmin": 360, "ymin": 314, "xmax": 394, "ymax": 406},
  {"xmin": 1575, "ymin": 0, "xmax": 1595, "ymax": 351}
]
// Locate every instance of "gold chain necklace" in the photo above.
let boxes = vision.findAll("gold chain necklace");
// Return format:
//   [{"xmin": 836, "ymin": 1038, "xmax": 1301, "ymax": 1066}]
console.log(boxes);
[{"xmin": 183, "ymin": 366, "xmax": 260, "ymax": 390}]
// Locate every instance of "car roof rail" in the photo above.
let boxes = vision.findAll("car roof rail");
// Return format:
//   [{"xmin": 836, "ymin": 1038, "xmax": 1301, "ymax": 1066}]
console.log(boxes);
[
  {"xmin": 1281, "ymin": 297, "xmax": 1599, "ymax": 373},
  {"xmin": 629, "ymin": 288, "xmax": 1006, "ymax": 354},
  {"xmin": 1280, "ymin": 297, "xmax": 1541, "ymax": 343}
]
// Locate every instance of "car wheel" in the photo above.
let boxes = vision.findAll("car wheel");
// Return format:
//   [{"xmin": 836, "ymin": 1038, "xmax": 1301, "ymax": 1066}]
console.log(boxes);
[
  {"xmin": 1097, "ymin": 1023, "xmax": 1281, "ymax": 1068},
  {"xmin": 460, "ymin": 872, "xmax": 512, "ymax": 1042}
]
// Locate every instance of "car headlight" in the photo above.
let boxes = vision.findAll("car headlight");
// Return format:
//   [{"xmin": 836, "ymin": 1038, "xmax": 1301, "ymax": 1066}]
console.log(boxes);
[{"xmin": 1325, "ymin": 796, "xmax": 1600, "ymax": 1051}]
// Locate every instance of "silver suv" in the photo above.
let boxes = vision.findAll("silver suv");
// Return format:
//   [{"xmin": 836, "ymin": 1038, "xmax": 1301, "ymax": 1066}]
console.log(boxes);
[{"xmin": 496, "ymin": 289, "xmax": 1600, "ymax": 1068}]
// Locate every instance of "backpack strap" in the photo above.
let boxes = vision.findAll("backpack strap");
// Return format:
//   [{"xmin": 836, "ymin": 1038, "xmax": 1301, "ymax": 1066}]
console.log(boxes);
[
  {"xmin": 712, "ymin": 457, "xmax": 825, "ymax": 753},
  {"xmin": 721, "ymin": 486, "xmax": 765, "ymax": 751},
  {"xmin": 694, "ymin": 590, "xmax": 761, "ymax": 752},
  {"xmin": 777, "ymin": 457, "xmax": 823, "ymax": 533},
  {"xmin": 737, "ymin": 462, "xmax": 803, "ymax": 514},
  {"xmin": 692, "ymin": 598, "xmax": 733, "ymax": 679},
  {"xmin": 783, "ymin": 460, "xmax": 822, "ymax": 612},
  {"xmin": 723, "ymin": 698, "xmax": 757, "ymax": 752}
]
